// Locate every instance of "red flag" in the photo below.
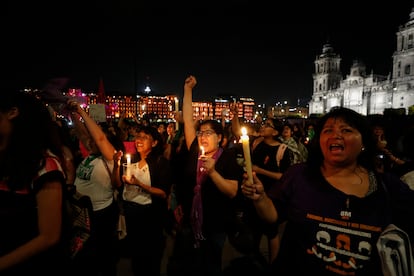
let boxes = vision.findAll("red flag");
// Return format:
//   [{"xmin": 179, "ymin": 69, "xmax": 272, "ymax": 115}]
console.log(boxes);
[{"xmin": 97, "ymin": 77, "xmax": 106, "ymax": 104}]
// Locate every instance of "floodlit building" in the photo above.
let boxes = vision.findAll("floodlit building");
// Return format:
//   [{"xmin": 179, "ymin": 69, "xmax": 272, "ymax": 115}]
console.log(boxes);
[{"xmin": 309, "ymin": 8, "xmax": 414, "ymax": 115}]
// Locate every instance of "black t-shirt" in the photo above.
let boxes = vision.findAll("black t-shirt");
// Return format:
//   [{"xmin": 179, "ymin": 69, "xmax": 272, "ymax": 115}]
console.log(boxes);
[
  {"xmin": 271, "ymin": 163, "xmax": 414, "ymax": 275},
  {"xmin": 179, "ymin": 138, "xmax": 244, "ymax": 234},
  {"xmin": 252, "ymin": 141, "xmax": 292, "ymax": 192}
]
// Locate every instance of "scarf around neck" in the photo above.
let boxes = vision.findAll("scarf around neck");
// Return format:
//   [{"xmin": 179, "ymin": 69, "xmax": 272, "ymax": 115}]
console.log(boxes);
[{"xmin": 191, "ymin": 147, "xmax": 223, "ymax": 248}]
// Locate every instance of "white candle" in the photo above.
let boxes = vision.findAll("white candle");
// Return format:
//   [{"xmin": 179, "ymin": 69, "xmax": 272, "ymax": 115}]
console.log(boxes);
[
  {"xmin": 241, "ymin": 127, "xmax": 253, "ymax": 184},
  {"xmin": 175, "ymin": 97, "xmax": 179, "ymax": 111},
  {"xmin": 200, "ymin": 145, "xmax": 205, "ymax": 156},
  {"xmin": 125, "ymin": 154, "xmax": 131, "ymax": 179},
  {"xmin": 175, "ymin": 98, "xmax": 179, "ymax": 130}
]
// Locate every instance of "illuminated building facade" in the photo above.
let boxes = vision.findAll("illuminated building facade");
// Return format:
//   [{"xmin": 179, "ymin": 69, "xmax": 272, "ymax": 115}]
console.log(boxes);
[
  {"xmin": 84, "ymin": 93, "xmax": 255, "ymax": 123},
  {"xmin": 269, "ymin": 105, "xmax": 309, "ymax": 118},
  {"xmin": 309, "ymin": 8, "xmax": 414, "ymax": 115}
]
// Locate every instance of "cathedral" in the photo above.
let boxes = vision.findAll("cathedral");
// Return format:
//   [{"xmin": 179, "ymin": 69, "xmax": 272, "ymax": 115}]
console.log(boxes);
[{"xmin": 309, "ymin": 8, "xmax": 414, "ymax": 116}]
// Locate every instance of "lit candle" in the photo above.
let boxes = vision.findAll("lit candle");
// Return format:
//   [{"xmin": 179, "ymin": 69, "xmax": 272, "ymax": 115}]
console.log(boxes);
[
  {"xmin": 241, "ymin": 127, "xmax": 253, "ymax": 184},
  {"xmin": 175, "ymin": 97, "xmax": 179, "ymax": 111},
  {"xmin": 200, "ymin": 145, "xmax": 205, "ymax": 156},
  {"xmin": 125, "ymin": 154, "xmax": 131, "ymax": 179},
  {"xmin": 175, "ymin": 98, "xmax": 179, "ymax": 130}
]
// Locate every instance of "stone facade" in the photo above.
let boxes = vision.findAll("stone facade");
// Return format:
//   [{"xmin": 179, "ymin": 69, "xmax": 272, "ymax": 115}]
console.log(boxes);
[{"xmin": 309, "ymin": 8, "xmax": 414, "ymax": 115}]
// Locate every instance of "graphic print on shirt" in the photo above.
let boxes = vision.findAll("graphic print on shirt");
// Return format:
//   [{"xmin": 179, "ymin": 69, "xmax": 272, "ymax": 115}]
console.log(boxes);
[
  {"xmin": 123, "ymin": 163, "xmax": 152, "ymax": 204},
  {"xmin": 305, "ymin": 212, "xmax": 382, "ymax": 274},
  {"xmin": 76, "ymin": 155, "xmax": 98, "ymax": 180},
  {"xmin": 76, "ymin": 163, "xmax": 94, "ymax": 180}
]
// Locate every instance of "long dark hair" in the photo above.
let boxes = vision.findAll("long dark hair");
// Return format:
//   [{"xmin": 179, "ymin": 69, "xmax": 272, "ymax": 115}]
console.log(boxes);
[
  {"xmin": 308, "ymin": 107, "xmax": 377, "ymax": 171},
  {"xmin": 0, "ymin": 91, "xmax": 62, "ymax": 190}
]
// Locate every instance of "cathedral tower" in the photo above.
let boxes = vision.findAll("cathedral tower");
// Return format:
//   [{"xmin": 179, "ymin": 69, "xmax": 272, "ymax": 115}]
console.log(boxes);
[
  {"xmin": 309, "ymin": 43, "xmax": 343, "ymax": 114},
  {"xmin": 391, "ymin": 8, "xmax": 414, "ymax": 111}
]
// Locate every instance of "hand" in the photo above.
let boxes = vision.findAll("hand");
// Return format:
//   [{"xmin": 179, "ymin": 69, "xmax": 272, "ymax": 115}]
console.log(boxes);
[
  {"xmin": 122, "ymin": 175, "xmax": 131, "ymax": 184},
  {"xmin": 221, "ymin": 108, "xmax": 230, "ymax": 118},
  {"xmin": 184, "ymin": 75, "xmax": 197, "ymax": 90},
  {"xmin": 241, "ymin": 172, "xmax": 265, "ymax": 201},
  {"xmin": 66, "ymin": 99, "xmax": 81, "ymax": 113},
  {"xmin": 229, "ymin": 103, "xmax": 238, "ymax": 115},
  {"xmin": 127, "ymin": 175, "xmax": 151, "ymax": 193},
  {"xmin": 123, "ymin": 174, "xmax": 138, "ymax": 185},
  {"xmin": 113, "ymin": 150, "xmax": 123, "ymax": 167},
  {"xmin": 199, "ymin": 155, "xmax": 216, "ymax": 174}
]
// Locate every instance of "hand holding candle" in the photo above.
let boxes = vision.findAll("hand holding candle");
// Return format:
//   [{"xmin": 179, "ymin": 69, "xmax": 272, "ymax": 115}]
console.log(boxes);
[
  {"xmin": 241, "ymin": 127, "xmax": 253, "ymax": 184},
  {"xmin": 199, "ymin": 145, "xmax": 206, "ymax": 172}
]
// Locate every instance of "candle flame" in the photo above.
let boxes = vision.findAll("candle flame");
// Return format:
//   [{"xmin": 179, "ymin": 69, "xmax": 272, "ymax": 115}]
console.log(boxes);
[{"xmin": 241, "ymin": 127, "xmax": 247, "ymax": 136}]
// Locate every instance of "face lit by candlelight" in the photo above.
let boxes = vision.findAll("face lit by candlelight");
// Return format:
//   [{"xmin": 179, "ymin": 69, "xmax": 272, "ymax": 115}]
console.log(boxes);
[{"xmin": 196, "ymin": 122, "xmax": 221, "ymax": 155}]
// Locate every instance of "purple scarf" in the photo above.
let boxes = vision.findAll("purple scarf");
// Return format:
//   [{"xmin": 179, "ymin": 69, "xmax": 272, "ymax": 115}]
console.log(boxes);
[{"xmin": 191, "ymin": 147, "xmax": 223, "ymax": 248}]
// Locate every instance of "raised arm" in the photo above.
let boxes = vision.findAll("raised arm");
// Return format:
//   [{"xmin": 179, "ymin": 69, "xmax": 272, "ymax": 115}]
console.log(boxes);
[
  {"xmin": 112, "ymin": 150, "xmax": 123, "ymax": 189},
  {"xmin": 230, "ymin": 102, "xmax": 241, "ymax": 139},
  {"xmin": 71, "ymin": 110, "xmax": 91, "ymax": 153},
  {"xmin": 68, "ymin": 100, "xmax": 116, "ymax": 161},
  {"xmin": 182, "ymin": 75, "xmax": 198, "ymax": 150}
]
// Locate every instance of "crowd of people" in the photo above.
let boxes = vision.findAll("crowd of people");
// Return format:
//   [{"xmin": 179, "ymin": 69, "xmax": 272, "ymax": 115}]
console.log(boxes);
[{"xmin": 1, "ymin": 75, "xmax": 414, "ymax": 276}]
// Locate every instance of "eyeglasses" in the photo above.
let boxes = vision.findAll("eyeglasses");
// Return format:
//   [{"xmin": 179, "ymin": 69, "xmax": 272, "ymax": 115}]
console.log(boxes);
[{"xmin": 196, "ymin": 130, "xmax": 216, "ymax": 137}]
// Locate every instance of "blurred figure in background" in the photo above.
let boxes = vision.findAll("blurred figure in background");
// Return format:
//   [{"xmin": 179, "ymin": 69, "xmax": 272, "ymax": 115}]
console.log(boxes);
[
  {"xmin": 68, "ymin": 100, "xmax": 123, "ymax": 276},
  {"xmin": 0, "ymin": 91, "xmax": 67, "ymax": 275}
]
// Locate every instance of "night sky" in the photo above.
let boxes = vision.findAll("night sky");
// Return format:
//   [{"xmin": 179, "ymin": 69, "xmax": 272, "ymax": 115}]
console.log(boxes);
[{"xmin": 3, "ymin": 1, "xmax": 414, "ymax": 106}]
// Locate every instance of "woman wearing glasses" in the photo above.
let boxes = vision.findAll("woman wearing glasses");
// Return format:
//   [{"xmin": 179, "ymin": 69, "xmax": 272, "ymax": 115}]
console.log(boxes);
[{"xmin": 168, "ymin": 75, "xmax": 244, "ymax": 276}]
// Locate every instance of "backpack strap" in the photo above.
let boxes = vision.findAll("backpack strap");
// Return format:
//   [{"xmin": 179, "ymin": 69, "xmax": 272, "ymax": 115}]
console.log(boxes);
[{"xmin": 276, "ymin": 143, "xmax": 288, "ymax": 167}]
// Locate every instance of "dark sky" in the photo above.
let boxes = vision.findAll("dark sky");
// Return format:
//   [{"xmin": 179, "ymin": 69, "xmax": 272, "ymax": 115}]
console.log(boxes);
[{"xmin": 3, "ymin": 1, "xmax": 414, "ymax": 106}]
